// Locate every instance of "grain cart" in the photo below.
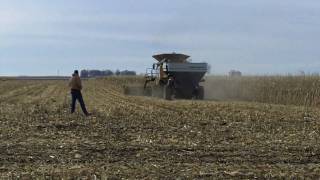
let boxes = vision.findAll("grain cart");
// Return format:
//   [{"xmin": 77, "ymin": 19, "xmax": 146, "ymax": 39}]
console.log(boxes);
[{"xmin": 144, "ymin": 53, "xmax": 208, "ymax": 100}]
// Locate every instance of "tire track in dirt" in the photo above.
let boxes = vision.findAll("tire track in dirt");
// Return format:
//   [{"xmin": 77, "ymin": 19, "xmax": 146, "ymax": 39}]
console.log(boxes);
[
  {"xmin": 85, "ymin": 81, "xmax": 217, "ymax": 125},
  {"xmin": 85, "ymin": 83, "xmax": 148, "ymax": 112},
  {"xmin": 0, "ymin": 83, "xmax": 47, "ymax": 104},
  {"xmin": 97, "ymin": 85, "xmax": 186, "ymax": 115},
  {"xmin": 0, "ymin": 81, "xmax": 37, "ymax": 96}
]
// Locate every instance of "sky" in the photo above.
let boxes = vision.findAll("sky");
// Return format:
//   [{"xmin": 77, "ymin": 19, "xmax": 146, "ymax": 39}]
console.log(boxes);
[{"xmin": 0, "ymin": 0, "xmax": 320, "ymax": 76}]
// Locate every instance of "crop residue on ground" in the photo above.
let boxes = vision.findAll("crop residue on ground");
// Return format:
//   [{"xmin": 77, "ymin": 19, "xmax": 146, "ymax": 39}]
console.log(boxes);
[{"xmin": 1, "ymin": 77, "xmax": 320, "ymax": 179}]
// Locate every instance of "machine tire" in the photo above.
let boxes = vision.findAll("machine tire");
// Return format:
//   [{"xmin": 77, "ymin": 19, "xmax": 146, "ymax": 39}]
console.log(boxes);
[
  {"xmin": 197, "ymin": 86, "xmax": 204, "ymax": 100},
  {"xmin": 164, "ymin": 85, "xmax": 173, "ymax": 100}
]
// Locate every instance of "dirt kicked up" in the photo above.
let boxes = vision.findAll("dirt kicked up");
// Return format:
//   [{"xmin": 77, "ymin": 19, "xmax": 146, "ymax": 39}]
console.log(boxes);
[{"xmin": 1, "ymin": 77, "xmax": 320, "ymax": 179}]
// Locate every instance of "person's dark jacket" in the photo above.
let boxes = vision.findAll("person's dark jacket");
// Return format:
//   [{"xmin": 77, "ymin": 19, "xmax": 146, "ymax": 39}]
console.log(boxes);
[{"xmin": 69, "ymin": 74, "xmax": 82, "ymax": 91}]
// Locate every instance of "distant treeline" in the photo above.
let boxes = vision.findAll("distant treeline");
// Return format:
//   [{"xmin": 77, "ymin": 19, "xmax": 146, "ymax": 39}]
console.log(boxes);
[{"xmin": 80, "ymin": 69, "xmax": 136, "ymax": 78}]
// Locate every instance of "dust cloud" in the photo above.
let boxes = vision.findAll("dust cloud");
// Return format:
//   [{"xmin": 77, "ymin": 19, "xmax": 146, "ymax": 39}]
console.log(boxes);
[
  {"xmin": 202, "ymin": 76, "xmax": 256, "ymax": 101},
  {"xmin": 123, "ymin": 76, "xmax": 258, "ymax": 102},
  {"xmin": 123, "ymin": 84, "xmax": 146, "ymax": 96}
]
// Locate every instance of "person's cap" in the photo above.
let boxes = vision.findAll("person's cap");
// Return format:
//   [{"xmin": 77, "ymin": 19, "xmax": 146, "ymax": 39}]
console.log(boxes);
[{"xmin": 74, "ymin": 70, "xmax": 79, "ymax": 74}]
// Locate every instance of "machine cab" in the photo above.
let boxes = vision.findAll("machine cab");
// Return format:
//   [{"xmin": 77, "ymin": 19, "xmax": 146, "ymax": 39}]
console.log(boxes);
[{"xmin": 145, "ymin": 63, "xmax": 167, "ymax": 85}]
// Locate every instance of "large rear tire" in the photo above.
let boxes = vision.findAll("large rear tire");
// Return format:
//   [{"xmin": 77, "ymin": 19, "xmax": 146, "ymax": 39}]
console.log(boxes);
[
  {"xmin": 197, "ymin": 86, "xmax": 204, "ymax": 100},
  {"xmin": 164, "ymin": 85, "xmax": 173, "ymax": 100}
]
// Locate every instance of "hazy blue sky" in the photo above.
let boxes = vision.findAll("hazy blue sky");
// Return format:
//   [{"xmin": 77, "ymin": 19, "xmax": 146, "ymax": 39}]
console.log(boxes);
[{"xmin": 0, "ymin": 0, "xmax": 319, "ymax": 76}]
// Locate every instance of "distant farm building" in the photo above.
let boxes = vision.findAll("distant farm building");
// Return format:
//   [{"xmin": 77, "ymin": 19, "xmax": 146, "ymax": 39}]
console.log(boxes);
[{"xmin": 229, "ymin": 70, "xmax": 242, "ymax": 77}]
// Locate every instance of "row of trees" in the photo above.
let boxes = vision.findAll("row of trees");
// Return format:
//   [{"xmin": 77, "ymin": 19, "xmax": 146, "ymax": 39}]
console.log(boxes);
[{"xmin": 80, "ymin": 69, "xmax": 136, "ymax": 78}]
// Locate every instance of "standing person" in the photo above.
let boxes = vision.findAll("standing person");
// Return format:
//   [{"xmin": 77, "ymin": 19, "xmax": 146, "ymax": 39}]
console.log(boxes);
[{"xmin": 69, "ymin": 70, "xmax": 90, "ymax": 116}]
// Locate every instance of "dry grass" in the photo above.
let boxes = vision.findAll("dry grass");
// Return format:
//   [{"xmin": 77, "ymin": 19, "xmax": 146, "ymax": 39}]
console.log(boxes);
[{"xmin": 1, "ymin": 77, "xmax": 320, "ymax": 179}]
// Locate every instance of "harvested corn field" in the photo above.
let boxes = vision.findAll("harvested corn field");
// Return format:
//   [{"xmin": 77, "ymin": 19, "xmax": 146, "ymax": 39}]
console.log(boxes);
[{"xmin": 1, "ymin": 77, "xmax": 320, "ymax": 179}]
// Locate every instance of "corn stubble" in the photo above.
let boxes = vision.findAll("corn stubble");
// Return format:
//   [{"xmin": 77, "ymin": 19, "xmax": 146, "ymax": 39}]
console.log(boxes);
[
  {"xmin": 1, "ymin": 76, "xmax": 320, "ymax": 179},
  {"xmin": 204, "ymin": 75, "xmax": 320, "ymax": 106}
]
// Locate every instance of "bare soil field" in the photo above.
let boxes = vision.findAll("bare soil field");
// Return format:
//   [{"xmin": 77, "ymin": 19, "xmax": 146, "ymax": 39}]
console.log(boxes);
[{"xmin": 1, "ymin": 77, "xmax": 320, "ymax": 179}]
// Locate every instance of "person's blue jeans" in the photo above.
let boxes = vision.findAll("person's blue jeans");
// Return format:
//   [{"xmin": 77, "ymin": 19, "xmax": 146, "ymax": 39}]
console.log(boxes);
[{"xmin": 71, "ymin": 89, "xmax": 89, "ymax": 115}]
